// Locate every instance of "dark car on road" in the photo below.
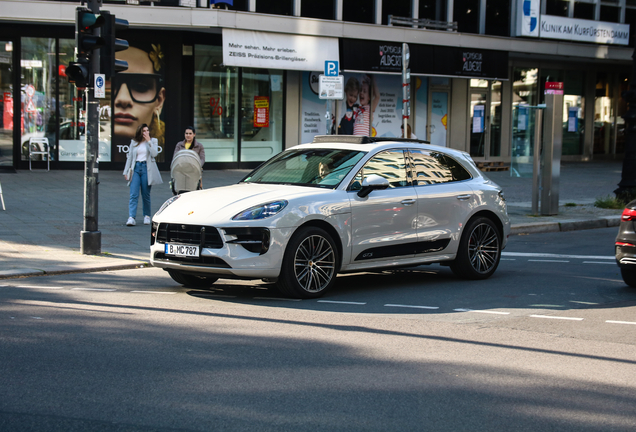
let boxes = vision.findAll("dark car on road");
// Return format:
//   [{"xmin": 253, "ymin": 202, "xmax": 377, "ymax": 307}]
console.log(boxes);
[{"xmin": 616, "ymin": 199, "xmax": 636, "ymax": 287}]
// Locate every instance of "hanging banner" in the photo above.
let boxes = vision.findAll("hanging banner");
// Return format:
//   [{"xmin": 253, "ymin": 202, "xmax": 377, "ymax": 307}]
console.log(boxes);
[
  {"xmin": 223, "ymin": 29, "xmax": 338, "ymax": 71},
  {"xmin": 254, "ymin": 96, "xmax": 270, "ymax": 128}
]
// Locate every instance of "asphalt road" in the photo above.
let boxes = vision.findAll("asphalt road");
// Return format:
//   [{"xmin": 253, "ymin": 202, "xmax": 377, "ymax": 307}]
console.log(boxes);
[{"xmin": 1, "ymin": 227, "xmax": 635, "ymax": 431}]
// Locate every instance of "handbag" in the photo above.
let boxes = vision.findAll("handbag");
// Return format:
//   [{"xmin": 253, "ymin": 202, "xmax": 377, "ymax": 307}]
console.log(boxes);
[{"xmin": 147, "ymin": 156, "xmax": 163, "ymax": 186}]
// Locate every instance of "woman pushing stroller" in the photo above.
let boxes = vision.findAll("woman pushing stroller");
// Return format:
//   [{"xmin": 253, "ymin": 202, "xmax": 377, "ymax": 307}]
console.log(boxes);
[{"xmin": 170, "ymin": 126, "xmax": 205, "ymax": 195}]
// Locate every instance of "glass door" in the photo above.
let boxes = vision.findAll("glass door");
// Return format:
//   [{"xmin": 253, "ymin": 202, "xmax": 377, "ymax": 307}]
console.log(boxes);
[
  {"xmin": 0, "ymin": 41, "xmax": 13, "ymax": 167},
  {"xmin": 469, "ymin": 89, "xmax": 489, "ymax": 157}
]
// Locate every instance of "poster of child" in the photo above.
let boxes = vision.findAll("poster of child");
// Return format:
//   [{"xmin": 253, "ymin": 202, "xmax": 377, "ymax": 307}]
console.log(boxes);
[
  {"xmin": 353, "ymin": 74, "xmax": 379, "ymax": 136},
  {"xmin": 338, "ymin": 77, "xmax": 360, "ymax": 135}
]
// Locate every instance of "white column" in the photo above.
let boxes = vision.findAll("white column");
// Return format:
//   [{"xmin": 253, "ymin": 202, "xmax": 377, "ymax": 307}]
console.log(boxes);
[
  {"xmin": 447, "ymin": 0, "xmax": 454, "ymax": 27},
  {"xmin": 479, "ymin": 0, "xmax": 486, "ymax": 34},
  {"xmin": 375, "ymin": 0, "xmax": 383, "ymax": 24},
  {"xmin": 249, "ymin": 0, "xmax": 256, "ymax": 13},
  {"xmin": 293, "ymin": 0, "xmax": 301, "ymax": 16},
  {"xmin": 412, "ymin": 0, "xmax": 419, "ymax": 19},
  {"xmin": 336, "ymin": 0, "xmax": 343, "ymax": 20}
]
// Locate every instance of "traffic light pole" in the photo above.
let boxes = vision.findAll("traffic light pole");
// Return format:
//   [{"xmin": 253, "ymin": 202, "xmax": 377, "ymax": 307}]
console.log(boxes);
[{"xmin": 80, "ymin": 0, "xmax": 101, "ymax": 255}]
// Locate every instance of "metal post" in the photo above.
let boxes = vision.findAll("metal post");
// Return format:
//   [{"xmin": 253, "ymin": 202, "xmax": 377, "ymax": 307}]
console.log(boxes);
[
  {"xmin": 540, "ymin": 91, "xmax": 563, "ymax": 216},
  {"xmin": 532, "ymin": 108, "xmax": 542, "ymax": 216},
  {"xmin": 80, "ymin": 0, "xmax": 101, "ymax": 255}
]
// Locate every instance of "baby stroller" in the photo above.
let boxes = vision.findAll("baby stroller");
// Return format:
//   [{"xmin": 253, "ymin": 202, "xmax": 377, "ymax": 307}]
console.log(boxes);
[{"xmin": 170, "ymin": 149, "xmax": 203, "ymax": 195}]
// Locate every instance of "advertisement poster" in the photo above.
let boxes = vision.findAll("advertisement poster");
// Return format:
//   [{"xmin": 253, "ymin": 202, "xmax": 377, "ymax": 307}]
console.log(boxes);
[
  {"xmin": 300, "ymin": 72, "xmax": 327, "ymax": 144},
  {"xmin": 414, "ymin": 77, "xmax": 428, "ymax": 139},
  {"xmin": 430, "ymin": 92, "xmax": 448, "ymax": 147},
  {"xmin": 473, "ymin": 105, "xmax": 485, "ymax": 133},
  {"xmin": 254, "ymin": 96, "xmax": 270, "ymax": 128}
]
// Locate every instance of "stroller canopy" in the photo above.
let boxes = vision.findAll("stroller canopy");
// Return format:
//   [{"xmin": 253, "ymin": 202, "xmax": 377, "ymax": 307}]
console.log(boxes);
[{"xmin": 170, "ymin": 149, "xmax": 202, "ymax": 194}]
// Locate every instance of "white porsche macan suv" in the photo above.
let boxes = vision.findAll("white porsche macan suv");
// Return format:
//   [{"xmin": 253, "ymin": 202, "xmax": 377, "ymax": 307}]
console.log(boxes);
[{"xmin": 150, "ymin": 136, "xmax": 510, "ymax": 298}]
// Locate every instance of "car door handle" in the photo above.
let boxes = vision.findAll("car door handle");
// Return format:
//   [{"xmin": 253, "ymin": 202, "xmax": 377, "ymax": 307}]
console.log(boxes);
[
  {"xmin": 401, "ymin": 199, "xmax": 416, "ymax": 206},
  {"xmin": 456, "ymin": 194, "xmax": 472, "ymax": 201}
]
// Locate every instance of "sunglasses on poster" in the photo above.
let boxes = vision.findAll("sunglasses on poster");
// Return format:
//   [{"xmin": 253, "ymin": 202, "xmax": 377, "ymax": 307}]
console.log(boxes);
[{"xmin": 112, "ymin": 73, "xmax": 162, "ymax": 104}]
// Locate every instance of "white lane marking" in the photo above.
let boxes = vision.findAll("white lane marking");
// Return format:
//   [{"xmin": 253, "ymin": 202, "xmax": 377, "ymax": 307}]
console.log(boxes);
[
  {"xmin": 528, "ymin": 259, "xmax": 570, "ymax": 263},
  {"xmin": 582, "ymin": 261, "xmax": 616, "ymax": 265},
  {"xmin": 606, "ymin": 320, "xmax": 636, "ymax": 325},
  {"xmin": 71, "ymin": 288, "xmax": 116, "ymax": 292},
  {"xmin": 385, "ymin": 304, "xmax": 439, "ymax": 310},
  {"xmin": 30, "ymin": 317, "xmax": 43, "ymax": 320},
  {"xmin": 193, "ymin": 293, "xmax": 237, "ymax": 298},
  {"xmin": 318, "ymin": 300, "xmax": 367, "ymax": 305},
  {"xmin": 17, "ymin": 285, "xmax": 63, "ymax": 290},
  {"xmin": 530, "ymin": 314, "xmax": 584, "ymax": 321},
  {"xmin": 253, "ymin": 297, "xmax": 301, "ymax": 302},
  {"xmin": 569, "ymin": 300, "xmax": 598, "ymax": 305},
  {"xmin": 453, "ymin": 308, "xmax": 510, "ymax": 315},
  {"xmin": 503, "ymin": 252, "xmax": 613, "ymax": 260},
  {"xmin": 529, "ymin": 304, "xmax": 564, "ymax": 308},
  {"xmin": 501, "ymin": 258, "xmax": 516, "ymax": 261},
  {"xmin": 130, "ymin": 290, "xmax": 177, "ymax": 295}
]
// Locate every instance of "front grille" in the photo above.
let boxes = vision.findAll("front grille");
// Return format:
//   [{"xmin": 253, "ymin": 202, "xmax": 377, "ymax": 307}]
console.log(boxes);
[
  {"xmin": 157, "ymin": 223, "xmax": 223, "ymax": 249},
  {"xmin": 153, "ymin": 252, "xmax": 231, "ymax": 268}
]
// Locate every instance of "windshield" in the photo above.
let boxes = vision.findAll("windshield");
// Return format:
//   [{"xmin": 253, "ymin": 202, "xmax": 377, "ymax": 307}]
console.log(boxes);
[{"xmin": 241, "ymin": 148, "xmax": 366, "ymax": 188}]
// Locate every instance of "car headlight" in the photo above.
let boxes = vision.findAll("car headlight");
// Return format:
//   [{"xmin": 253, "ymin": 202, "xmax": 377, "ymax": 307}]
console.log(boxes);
[
  {"xmin": 232, "ymin": 200, "xmax": 288, "ymax": 220},
  {"xmin": 155, "ymin": 195, "xmax": 180, "ymax": 216}
]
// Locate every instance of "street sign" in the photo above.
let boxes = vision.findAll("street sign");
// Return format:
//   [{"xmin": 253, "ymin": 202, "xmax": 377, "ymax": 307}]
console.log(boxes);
[
  {"xmin": 94, "ymin": 73, "xmax": 105, "ymax": 98},
  {"xmin": 324, "ymin": 60, "xmax": 338, "ymax": 77},
  {"xmin": 318, "ymin": 75, "xmax": 344, "ymax": 100}
]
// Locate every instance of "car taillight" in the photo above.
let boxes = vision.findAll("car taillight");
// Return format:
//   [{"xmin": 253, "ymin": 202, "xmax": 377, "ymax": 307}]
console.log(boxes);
[
  {"xmin": 621, "ymin": 208, "xmax": 636, "ymax": 221},
  {"xmin": 616, "ymin": 242, "xmax": 635, "ymax": 247}
]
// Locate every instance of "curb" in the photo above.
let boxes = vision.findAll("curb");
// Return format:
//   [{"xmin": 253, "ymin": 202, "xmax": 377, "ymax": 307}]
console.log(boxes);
[
  {"xmin": 511, "ymin": 215, "xmax": 621, "ymax": 235},
  {"xmin": 0, "ymin": 262, "xmax": 149, "ymax": 280}
]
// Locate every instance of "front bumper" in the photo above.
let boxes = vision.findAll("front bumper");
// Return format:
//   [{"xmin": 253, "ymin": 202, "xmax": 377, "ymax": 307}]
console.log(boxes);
[{"xmin": 150, "ymin": 223, "xmax": 295, "ymax": 279}]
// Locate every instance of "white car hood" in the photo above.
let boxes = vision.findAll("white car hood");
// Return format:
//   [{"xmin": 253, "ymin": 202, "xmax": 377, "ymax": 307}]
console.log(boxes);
[{"xmin": 156, "ymin": 183, "xmax": 339, "ymax": 225}]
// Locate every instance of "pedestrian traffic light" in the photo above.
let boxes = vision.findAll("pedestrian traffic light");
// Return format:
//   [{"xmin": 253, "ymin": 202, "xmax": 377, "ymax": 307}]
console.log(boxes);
[
  {"xmin": 67, "ymin": 8, "xmax": 105, "ymax": 88},
  {"xmin": 100, "ymin": 11, "xmax": 129, "ymax": 78}
]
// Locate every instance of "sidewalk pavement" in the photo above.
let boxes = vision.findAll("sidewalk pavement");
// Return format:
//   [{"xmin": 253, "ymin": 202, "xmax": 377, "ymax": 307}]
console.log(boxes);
[{"xmin": 0, "ymin": 160, "xmax": 625, "ymax": 279}]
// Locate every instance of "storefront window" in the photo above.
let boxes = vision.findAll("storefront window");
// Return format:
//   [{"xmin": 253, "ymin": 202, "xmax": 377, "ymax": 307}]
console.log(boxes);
[
  {"xmin": 194, "ymin": 46, "xmax": 283, "ymax": 164},
  {"xmin": 21, "ymin": 37, "xmax": 56, "ymax": 163},
  {"xmin": 470, "ymin": 91, "xmax": 487, "ymax": 157},
  {"xmin": 0, "ymin": 41, "xmax": 13, "ymax": 167},
  {"xmin": 490, "ymin": 80, "xmax": 502, "ymax": 157},
  {"xmin": 594, "ymin": 72, "xmax": 615, "ymax": 155},
  {"xmin": 194, "ymin": 45, "xmax": 238, "ymax": 162},
  {"xmin": 240, "ymin": 68, "xmax": 284, "ymax": 162},
  {"xmin": 512, "ymin": 68, "xmax": 538, "ymax": 108}
]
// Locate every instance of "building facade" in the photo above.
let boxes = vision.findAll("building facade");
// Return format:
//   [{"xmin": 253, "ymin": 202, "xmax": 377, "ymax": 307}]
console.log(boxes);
[{"xmin": 0, "ymin": 0, "xmax": 632, "ymax": 172}]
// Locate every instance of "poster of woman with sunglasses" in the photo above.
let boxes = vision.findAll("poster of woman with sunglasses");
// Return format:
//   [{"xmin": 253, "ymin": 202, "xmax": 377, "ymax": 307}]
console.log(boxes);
[{"xmin": 112, "ymin": 42, "xmax": 166, "ymax": 162}]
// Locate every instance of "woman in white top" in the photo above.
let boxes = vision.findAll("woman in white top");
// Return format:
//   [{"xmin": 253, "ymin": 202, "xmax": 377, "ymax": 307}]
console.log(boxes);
[{"xmin": 123, "ymin": 123, "xmax": 162, "ymax": 226}]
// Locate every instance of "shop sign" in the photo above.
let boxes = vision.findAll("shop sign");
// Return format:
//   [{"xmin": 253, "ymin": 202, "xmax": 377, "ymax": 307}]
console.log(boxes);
[
  {"xmin": 340, "ymin": 39, "xmax": 508, "ymax": 80},
  {"xmin": 254, "ymin": 96, "xmax": 270, "ymax": 128},
  {"xmin": 222, "ymin": 29, "xmax": 338, "ymax": 71},
  {"xmin": 539, "ymin": 16, "xmax": 629, "ymax": 45},
  {"xmin": 516, "ymin": 0, "xmax": 539, "ymax": 37},
  {"xmin": 544, "ymin": 81, "xmax": 564, "ymax": 95}
]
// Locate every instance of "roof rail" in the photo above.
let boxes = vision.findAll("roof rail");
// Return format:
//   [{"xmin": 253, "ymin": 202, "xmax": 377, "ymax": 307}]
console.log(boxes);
[
  {"xmin": 388, "ymin": 15, "xmax": 458, "ymax": 31},
  {"xmin": 311, "ymin": 135, "xmax": 430, "ymax": 145}
]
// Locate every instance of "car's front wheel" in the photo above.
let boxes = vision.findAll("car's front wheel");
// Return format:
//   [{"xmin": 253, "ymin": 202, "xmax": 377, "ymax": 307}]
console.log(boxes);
[
  {"xmin": 277, "ymin": 226, "xmax": 338, "ymax": 298},
  {"xmin": 620, "ymin": 268, "xmax": 636, "ymax": 287},
  {"xmin": 167, "ymin": 269, "xmax": 218, "ymax": 288},
  {"xmin": 451, "ymin": 216, "xmax": 501, "ymax": 280}
]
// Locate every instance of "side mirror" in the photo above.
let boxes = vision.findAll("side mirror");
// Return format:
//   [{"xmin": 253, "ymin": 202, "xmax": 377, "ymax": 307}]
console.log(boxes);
[{"xmin": 357, "ymin": 174, "xmax": 389, "ymax": 198}]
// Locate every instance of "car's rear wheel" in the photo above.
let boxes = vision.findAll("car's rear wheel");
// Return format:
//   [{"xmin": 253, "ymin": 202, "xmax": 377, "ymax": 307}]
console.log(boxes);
[
  {"xmin": 620, "ymin": 268, "xmax": 636, "ymax": 287},
  {"xmin": 277, "ymin": 226, "xmax": 338, "ymax": 298},
  {"xmin": 450, "ymin": 216, "xmax": 501, "ymax": 280},
  {"xmin": 167, "ymin": 269, "xmax": 218, "ymax": 288}
]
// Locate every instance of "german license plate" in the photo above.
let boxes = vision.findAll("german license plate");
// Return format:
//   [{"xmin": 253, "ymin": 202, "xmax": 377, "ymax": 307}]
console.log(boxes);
[{"xmin": 165, "ymin": 243, "xmax": 199, "ymax": 257}]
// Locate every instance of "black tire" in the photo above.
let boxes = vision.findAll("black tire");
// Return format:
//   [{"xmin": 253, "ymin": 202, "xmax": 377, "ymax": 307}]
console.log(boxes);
[
  {"xmin": 450, "ymin": 216, "xmax": 502, "ymax": 280},
  {"xmin": 621, "ymin": 268, "xmax": 636, "ymax": 287},
  {"xmin": 167, "ymin": 269, "xmax": 218, "ymax": 288},
  {"xmin": 277, "ymin": 226, "xmax": 338, "ymax": 299}
]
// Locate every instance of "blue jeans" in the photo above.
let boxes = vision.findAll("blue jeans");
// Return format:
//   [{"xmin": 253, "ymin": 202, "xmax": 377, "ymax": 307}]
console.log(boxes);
[{"xmin": 129, "ymin": 161, "xmax": 152, "ymax": 219}]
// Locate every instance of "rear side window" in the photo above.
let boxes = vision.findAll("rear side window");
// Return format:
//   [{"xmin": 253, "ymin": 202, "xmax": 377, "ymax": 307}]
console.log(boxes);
[{"xmin": 410, "ymin": 149, "xmax": 472, "ymax": 185}]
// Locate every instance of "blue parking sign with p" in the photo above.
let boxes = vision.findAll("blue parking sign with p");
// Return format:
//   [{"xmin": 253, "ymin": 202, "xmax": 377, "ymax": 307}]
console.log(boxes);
[{"xmin": 325, "ymin": 61, "xmax": 338, "ymax": 77}]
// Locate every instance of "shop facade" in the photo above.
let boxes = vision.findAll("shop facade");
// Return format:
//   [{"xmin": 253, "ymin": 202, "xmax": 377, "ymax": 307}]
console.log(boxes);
[{"xmin": 0, "ymin": 1, "xmax": 632, "ymax": 172}]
